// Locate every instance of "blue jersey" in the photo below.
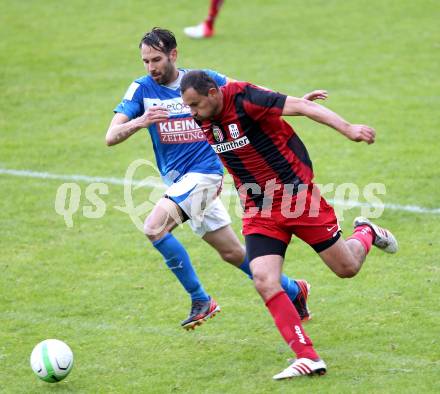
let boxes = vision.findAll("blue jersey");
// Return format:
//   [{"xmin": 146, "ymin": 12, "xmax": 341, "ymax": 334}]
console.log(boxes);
[{"xmin": 114, "ymin": 68, "xmax": 226, "ymax": 184}]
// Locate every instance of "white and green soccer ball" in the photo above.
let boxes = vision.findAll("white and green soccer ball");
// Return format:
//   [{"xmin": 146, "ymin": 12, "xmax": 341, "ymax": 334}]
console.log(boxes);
[{"xmin": 30, "ymin": 339, "xmax": 74, "ymax": 383}]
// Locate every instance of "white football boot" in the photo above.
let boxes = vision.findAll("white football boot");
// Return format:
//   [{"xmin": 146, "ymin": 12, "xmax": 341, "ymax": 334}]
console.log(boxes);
[
  {"xmin": 353, "ymin": 217, "xmax": 398, "ymax": 253},
  {"xmin": 183, "ymin": 23, "xmax": 213, "ymax": 39},
  {"xmin": 273, "ymin": 358, "xmax": 327, "ymax": 380}
]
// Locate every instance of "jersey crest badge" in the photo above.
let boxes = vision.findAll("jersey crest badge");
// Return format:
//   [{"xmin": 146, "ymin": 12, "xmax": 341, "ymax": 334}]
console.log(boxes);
[
  {"xmin": 228, "ymin": 123, "xmax": 240, "ymax": 139},
  {"xmin": 212, "ymin": 125, "xmax": 224, "ymax": 142}
]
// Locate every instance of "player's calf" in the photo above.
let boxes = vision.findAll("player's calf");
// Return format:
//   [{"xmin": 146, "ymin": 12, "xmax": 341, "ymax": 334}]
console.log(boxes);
[{"xmin": 318, "ymin": 238, "xmax": 364, "ymax": 278}]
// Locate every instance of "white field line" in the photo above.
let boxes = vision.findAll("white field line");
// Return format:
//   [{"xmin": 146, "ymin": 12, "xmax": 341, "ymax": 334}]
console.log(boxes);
[{"xmin": 1, "ymin": 167, "xmax": 439, "ymax": 215}]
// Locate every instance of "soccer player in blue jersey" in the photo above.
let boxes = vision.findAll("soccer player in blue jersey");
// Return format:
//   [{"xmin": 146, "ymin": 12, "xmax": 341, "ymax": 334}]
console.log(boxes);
[{"xmin": 105, "ymin": 28, "xmax": 326, "ymax": 330}]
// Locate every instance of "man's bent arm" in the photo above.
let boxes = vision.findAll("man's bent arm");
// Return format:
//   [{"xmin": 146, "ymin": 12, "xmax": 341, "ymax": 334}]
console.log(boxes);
[
  {"xmin": 106, "ymin": 113, "xmax": 144, "ymax": 146},
  {"xmin": 282, "ymin": 96, "xmax": 375, "ymax": 144},
  {"xmin": 106, "ymin": 106, "xmax": 168, "ymax": 146}
]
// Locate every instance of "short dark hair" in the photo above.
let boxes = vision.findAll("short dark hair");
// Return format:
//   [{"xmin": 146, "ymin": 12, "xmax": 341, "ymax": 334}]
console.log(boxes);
[
  {"xmin": 181, "ymin": 70, "xmax": 219, "ymax": 96},
  {"xmin": 139, "ymin": 27, "xmax": 177, "ymax": 54}
]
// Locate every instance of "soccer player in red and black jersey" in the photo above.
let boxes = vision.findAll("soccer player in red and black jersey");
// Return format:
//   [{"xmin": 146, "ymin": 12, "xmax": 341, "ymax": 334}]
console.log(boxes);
[{"xmin": 181, "ymin": 70, "xmax": 398, "ymax": 380}]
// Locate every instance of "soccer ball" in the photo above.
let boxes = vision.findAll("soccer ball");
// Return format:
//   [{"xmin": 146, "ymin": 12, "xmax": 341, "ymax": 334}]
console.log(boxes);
[{"xmin": 30, "ymin": 339, "xmax": 74, "ymax": 383}]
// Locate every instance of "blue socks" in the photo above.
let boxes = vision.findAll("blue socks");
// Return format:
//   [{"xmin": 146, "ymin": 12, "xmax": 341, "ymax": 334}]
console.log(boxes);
[
  {"xmin": 239, "ymin": 256, "xmax": 300, "ymax": 301},
  {"xmin": 152, "ymin": 233, "xmax": 299, "ymax": 303},
  {"xmin": 152, "ymin": 233, "xmax": 209, "ymax": 301},
  {"xmin": 279, "ymin": 275, "xmax": 300, "ymax": 301}
]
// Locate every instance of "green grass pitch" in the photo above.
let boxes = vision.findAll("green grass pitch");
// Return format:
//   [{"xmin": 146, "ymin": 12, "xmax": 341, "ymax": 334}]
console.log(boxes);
[{"xmin": 1, "ymin": 0, "xmax": 439, "ymax": 392}]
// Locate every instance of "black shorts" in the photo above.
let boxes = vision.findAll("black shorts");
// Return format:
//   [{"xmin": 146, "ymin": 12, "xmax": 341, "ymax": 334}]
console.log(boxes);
[{"xmin": 245, "ymin": 231, "xmax": 341, "ymax": 262}]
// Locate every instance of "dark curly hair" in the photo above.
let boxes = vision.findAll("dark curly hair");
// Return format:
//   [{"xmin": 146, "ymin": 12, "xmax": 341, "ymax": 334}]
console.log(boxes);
[{"xmin": 139, "ymin": 27, "xmax": 177, "ymax": 54}]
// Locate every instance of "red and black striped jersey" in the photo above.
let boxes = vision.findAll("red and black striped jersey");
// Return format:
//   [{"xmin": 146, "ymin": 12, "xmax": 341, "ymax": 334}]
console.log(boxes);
[{"xmin": 198, "ymin": 81, "xmax": 314, "ymax": 210}]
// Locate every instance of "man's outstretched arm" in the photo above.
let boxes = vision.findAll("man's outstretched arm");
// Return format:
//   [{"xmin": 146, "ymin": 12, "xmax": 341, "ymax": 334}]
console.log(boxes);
[{"xmin": 282, "ymin": 96, "xmax": 375, "ymax": 144}]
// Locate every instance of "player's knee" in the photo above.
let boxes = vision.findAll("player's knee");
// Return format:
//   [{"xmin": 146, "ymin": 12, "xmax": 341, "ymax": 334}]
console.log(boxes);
[
  {"xmin": 252, "ymin": 270, "xmax": 276, "ymax": 295},
  {"xmin": 143, "ymin": 222, "xmax": 165, "ymax": 242},
  {"xmin": 220, "ymin": 247, "xmax": 245, "ymax": 265}
]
